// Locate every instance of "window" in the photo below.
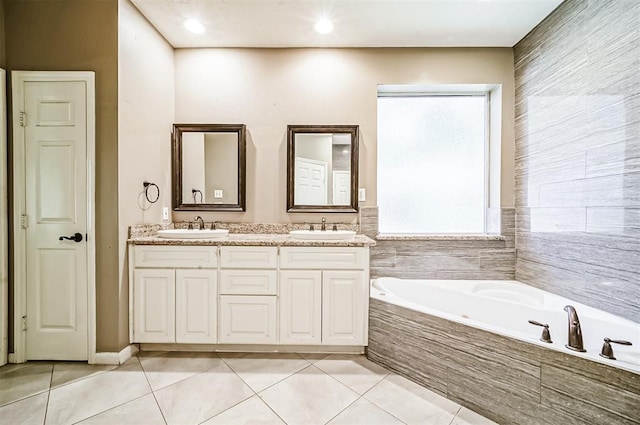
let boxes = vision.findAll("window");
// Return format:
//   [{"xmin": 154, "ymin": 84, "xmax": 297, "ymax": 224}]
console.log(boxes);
[{"xmin": 377, "ymin": 91, "xmax": 488, "ymax": 234}]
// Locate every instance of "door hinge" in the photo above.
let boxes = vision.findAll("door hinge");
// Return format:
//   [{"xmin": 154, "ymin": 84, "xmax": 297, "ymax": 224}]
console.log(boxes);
[
  {"xmin": 19, "ymin": 111, "xmax": 26, "ymax": 127},
  {"xmin": 22, "ymin": 315, "xmax": 27, "ymax": 331},
  {"xmin": 20, "ymin": 214, "xmax": 28, "ymax": 229}
]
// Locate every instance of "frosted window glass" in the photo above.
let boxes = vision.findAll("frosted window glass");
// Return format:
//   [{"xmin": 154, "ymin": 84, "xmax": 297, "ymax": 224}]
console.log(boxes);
[{"xmin": 378, "ymin": 95, "xmax": 486, "ymax": 233}]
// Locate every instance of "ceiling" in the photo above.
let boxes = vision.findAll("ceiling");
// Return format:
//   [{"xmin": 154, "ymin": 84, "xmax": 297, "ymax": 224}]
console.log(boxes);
[{"xmin": 130, "ymin": 0, "xmax": 564, "ymax": 49}]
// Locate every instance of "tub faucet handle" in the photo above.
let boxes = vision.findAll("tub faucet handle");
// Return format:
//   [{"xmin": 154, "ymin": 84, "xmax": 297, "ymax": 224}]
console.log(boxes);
[
  {"xmin": 599, "ymin": 337, "xmax": 632, "ymax": 360},
  {"xmin": 528, "ymin": 320, "xmax": 553, "ymax": 343}
]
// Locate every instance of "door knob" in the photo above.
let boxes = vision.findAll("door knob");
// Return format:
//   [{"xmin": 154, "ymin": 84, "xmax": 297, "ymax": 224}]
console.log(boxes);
[{"xmin": 59, "ymin": 232, "xmax": 83, "ymax": 243}]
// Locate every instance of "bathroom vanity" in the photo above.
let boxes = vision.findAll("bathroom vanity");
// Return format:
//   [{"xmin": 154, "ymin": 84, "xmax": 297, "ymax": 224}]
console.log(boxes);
[{"xmin": 128, "ymin": 229, "xmax": 374, "ymax": 352}]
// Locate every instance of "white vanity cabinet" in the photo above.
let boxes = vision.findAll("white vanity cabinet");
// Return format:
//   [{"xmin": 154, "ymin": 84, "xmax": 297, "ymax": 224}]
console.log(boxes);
[
  {"xmin": 130, "ymin": 240, "xmax": 371, "ymax": 349},
  {"xmin": 132, "ymin": 245, "xmax": 218, "ymax": 344},
  {"xmin": 279, "ymin": 247, "xmax": 369, "ymax": 346},
  {"xmin": 218, "ymin": 246, "xmax": 278, "ymax": 344}
]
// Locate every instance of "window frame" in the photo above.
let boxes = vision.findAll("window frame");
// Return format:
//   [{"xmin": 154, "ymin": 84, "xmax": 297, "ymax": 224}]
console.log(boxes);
[{"xmin": 377, "ymin": 90, "xmax": 492, "ymax": 235}]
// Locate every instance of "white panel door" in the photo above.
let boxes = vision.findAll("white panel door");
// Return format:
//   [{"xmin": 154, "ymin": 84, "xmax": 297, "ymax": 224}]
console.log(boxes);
[
  {"xmin": 219, "ymin": 295, "xmax": 277, "ymax": 344},
  {"xmin": 294, "ymin": 157, "xmax": 327, "ymax": 205},
  {"xmin": 322, "ymin": 271, "xmax": 365, "ymax": 345},
  {"xmin": 133, "ymin": 269, "xmax": 175, "ymax": 343},
  {"xmin": 332, "ymin": 170, "xmax": 351, "ymax": 205},
  {"xmin": 24, "ymin": 80, "xmax": 89, "ymax": 360},
  {"xmin": 176, "ymin": 269, "xmax": 217, "ymax": 344},
  {"xmin": 279, "ymin": 271, "xmax": 321, "ymax": 344}
]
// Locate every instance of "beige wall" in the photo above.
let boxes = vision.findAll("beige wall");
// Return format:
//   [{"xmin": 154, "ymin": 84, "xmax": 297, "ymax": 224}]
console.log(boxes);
[
  {"xmin": 118, "ymin": 0, "xmax": 174, "ymax": 349},
  {"xmin": 4, "ymin": 0, "xmax": 120, "ymax": 352},
  {"xmin": 174, "ymin": 48, "xmax": 515, "ymax": 224}
]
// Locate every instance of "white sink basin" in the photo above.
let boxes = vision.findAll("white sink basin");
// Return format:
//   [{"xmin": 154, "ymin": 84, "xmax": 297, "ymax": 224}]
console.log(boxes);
[
  {"xmin": 157, "ymin": 229, "xmax": 229, "ymax": 239},
  {"xmin": 289, "ymin": 230, "xmax": 356, "ymax": 241}
]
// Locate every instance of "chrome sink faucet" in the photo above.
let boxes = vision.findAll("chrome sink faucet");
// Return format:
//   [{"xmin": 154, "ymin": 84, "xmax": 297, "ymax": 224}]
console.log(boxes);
[
  {"xmin": 321, "ymin": 217, "xmax": 326, "ymax": 231},
  {"xmin": 564, "ymin": 305, "xmax": 586, "ymax": 352},
  {"xmin": 194, "ymin": 216, "xmax": 205, "ymax": 230}
]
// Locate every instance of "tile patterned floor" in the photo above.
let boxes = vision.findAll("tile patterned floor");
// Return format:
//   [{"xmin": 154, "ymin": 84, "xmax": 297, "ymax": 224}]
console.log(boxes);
[{"xmin": 0, "ymin": 352, "xmax": 497, "ymax": 425}]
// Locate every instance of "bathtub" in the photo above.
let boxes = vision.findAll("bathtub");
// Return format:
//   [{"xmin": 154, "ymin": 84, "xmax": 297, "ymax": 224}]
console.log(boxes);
[
  {"xmin": 370, "ymin": 277, "xmax": 640, "ymax": 374},
  {"xmin": 368, "ymin": 277, "xmax": 640, "ymax": 424}
]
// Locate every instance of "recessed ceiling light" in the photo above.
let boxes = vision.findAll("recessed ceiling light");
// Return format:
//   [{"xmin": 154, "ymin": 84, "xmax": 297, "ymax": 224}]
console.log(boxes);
[
  {"xmin": 184, "ymin": 19, "xmax": 205, "ymax": 34},
  {"xmin": 314, "ymin": 19, "xmax": 334, "ymax": 35}
]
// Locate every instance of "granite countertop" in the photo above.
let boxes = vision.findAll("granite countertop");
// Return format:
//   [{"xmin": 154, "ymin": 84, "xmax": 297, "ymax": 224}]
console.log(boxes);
[{"xmin": 128, "ymin": 233, "xmax": 376, "ymax": 247}]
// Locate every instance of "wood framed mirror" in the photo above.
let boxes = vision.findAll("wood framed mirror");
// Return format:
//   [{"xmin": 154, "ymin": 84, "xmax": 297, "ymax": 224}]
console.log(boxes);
[
  {"xmin": 287, "ymin": 125, "xmax": 359, "ymax": 213},
  {"xmin": 172, "ymin": 123, "xmax": 246, "ymax": 212}
]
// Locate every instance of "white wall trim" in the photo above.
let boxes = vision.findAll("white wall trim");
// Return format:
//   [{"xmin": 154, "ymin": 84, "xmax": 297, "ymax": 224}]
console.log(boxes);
[
  {"xmin": 0, "ymin": 69, "xmax": 7, "ymax": 367},
  {"xmin": 93, "ymin": 344, "xmax": 139, "ymax": 366},
  {"xmin": 11, "ymin": 71, "xmax": 96, "ymax": 364}
]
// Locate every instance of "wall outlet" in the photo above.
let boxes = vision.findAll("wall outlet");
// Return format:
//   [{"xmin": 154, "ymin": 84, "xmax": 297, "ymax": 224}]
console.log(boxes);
[
  {"xmin": 162, "ymin": 207, "xmax": 169, "ymax": 221},
  {"xmin": 214, "ymin": 189, "xmax": 223, "ymax": 198},
  {"xmin": 358, "ymin": 188, "xmax": 366, "ymax": 202}
]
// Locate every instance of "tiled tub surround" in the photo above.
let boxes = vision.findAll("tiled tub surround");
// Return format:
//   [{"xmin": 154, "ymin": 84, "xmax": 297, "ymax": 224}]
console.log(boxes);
[
  {"xmin": 371, "ymin": 277, "xmax": 640, "ymax": 374},
  {"xmin": 360, "ymin": 206, "xmax": 516, "ymax": 280},
  {"xmin": 367, "ymin": 293, "xmax": 640, "ymax": 425},
  {"xmin": 514, "ymin": 0, "xmax": 640, "ymax": 323}
]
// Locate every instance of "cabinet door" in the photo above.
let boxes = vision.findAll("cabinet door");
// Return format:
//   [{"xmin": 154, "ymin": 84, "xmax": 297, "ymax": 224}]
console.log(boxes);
[
  {"xmin": 322, "ymin": 271, "xmax": 365, "ymax": 345},
  {"xmin": 280, "ymin": 271, "xmax": 321, "ymax": 344},
  {"xmin": 175, "ymin": 269, "xmax": 217, "ymax": 344},
  {"xmin": 219, "ymin": 295, "xmax": 277, "ymax": 344},
  {"xmin": 133, "ymin": 269, "xmax": 175, "ymax": 343}
]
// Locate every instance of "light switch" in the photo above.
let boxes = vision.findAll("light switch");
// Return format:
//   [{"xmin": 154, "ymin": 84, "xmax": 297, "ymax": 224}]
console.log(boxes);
[
  {"xmin": 162, "ymin": 207, "xmax": 169, "ymax": 220},
  {"xmin": 214, "ymin": 189, "xmax": 223, "ymax": 198},
  {"xmin": 358, "ymin": 188, "xmax": 366, "ymax": 202}
]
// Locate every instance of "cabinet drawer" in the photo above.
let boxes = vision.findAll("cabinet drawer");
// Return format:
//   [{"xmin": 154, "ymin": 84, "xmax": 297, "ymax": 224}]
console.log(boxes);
[
  {"xmin": 218, "ymin": 295, "xmax": 277, "ymax": 344},
  {"xmin": 220, "ymin": 270, "xmax": 277, "ymax": 295},
  {"xmin": 134, "ymin": 245, "xmax": 217, "ymax": 268},
  {"xmin": 279, "ymin": 247, "xmax": 365, "ymax": 269},
  {"xmin": 220, "ymin": 246, "xmax": 278, "ymax": 269}
]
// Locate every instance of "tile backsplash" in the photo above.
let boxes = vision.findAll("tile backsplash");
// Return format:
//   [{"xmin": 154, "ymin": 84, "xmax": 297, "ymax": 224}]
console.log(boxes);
[{"xmin": 363, "ymin": 206, "xmax": 516, "ymax": 280}]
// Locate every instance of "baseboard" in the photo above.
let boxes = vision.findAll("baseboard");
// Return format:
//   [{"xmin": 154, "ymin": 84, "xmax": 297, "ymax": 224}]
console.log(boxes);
[
  {"xmin": 92, "ymin": 344, "xmax": 139, "ymax": 365},
  {"xmin": 139, "ymin": 343, "xmax": 365, "ymax": 354}
]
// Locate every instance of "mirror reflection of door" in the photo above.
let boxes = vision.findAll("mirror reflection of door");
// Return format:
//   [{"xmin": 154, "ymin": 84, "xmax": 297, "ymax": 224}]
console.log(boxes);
[
  {"xmin": 295, "ymin": 157, "xmax": 327, "ymax": 205},
  {"xmin": 332, "ymin": 170, "xmax": 351, "ymax": 205}
]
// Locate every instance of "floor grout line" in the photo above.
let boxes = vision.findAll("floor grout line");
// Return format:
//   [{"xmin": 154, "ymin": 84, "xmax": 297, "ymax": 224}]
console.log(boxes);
[
  {"xmin": 142, "ymin": 362, "xmax": 169, "ymax": 425},
  {"xmin": 357, "ymin": 374, "xmax": 412, "ymax": 425},
  {"xmin": 448, "ymin": 406, "xmax": 463, "ymax": 425},
  {"xmin": 196, "ymin": 352, "xmax": 260, "ymax": 424},
  {"xmin": 42, "ymin": 391, "xmax": 51, "ymax": 425}
]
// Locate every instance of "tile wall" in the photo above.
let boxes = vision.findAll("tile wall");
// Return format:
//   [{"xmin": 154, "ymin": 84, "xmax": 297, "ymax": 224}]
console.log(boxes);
[
  {"xmin": 362, "ymin": 206, "xmax": 516, "ymax": 280},
  {"xmin": 514, "ymin": 0, "xmax": 640, "ymax": 322}
]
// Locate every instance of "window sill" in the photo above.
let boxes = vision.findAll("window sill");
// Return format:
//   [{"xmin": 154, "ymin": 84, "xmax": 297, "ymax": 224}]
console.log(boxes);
[{"xmin": 376, "ymin": 234, "xmax": 506, "ymax": 241}]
